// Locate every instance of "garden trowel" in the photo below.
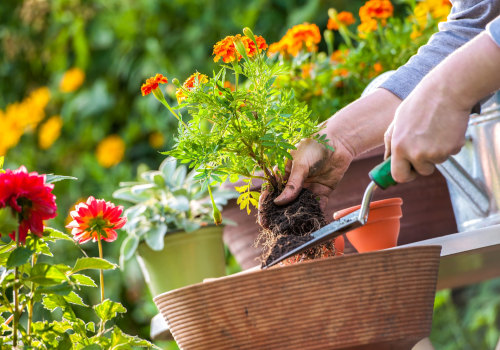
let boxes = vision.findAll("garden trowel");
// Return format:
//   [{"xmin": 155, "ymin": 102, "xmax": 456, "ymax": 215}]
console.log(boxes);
[
  {"xmin": 262, "ymin": 157, "xmax": 397, "ymax": 269},
  {"xmin": 263, "ymin": 154, "xmax": 491, "ymax": 269}
]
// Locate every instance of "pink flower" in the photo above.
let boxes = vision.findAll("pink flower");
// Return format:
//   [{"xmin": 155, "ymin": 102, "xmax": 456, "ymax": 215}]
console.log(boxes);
[
  {"xmin": 66, "ymin": 196, "xmax": 126, "ymax": 244},
  {"xmin": 0, "ymin": 166, "xmax": 57, "ymax": 243}
]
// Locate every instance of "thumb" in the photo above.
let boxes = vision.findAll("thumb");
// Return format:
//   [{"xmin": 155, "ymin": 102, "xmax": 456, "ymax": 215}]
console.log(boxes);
[
  {"xmin": 274, "ymin": 162, "xmax": 308, "ymax": 205},
  {"xmin": 384, "ymin": 121, "xmax": 395, "ymax": 160}
]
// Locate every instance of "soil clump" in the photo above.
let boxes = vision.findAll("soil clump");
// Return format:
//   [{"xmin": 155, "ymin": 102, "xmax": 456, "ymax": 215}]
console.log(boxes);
[{"xmin": 257, "ymin": 188, "xmax": 336, "ymax": 266}]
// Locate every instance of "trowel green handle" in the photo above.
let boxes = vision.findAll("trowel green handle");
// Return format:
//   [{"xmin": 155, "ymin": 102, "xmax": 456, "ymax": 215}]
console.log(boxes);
[{"xmin": 369, "ymin": 156, "xmax": 397, "ymax": 190}]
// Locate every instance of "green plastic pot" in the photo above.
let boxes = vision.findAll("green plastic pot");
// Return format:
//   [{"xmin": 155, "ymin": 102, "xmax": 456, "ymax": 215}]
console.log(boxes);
[{"xmin": 136, "ymin": 225, "xmax": 226, "ymax": 297}]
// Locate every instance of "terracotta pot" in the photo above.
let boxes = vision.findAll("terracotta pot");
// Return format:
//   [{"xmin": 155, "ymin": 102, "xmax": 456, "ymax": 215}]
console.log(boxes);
[
  {"xmin": 154, "ymin": 245, "xmax": 441, "ymax": 350},
  {"xmin": 334, "ymin": 197, "xmax": 403, "ymax": 253}
]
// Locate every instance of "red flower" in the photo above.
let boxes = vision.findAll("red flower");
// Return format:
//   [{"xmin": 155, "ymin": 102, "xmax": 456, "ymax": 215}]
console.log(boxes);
[
  {"xmin": 0, "ymin": 166, "xmax": 57, "ymax": 243},
  {"xmin": 66, "ymin": 196, "xmax": 126, "ymax": 244},
  {"xmin": 141, "ymin": 73, "xmax": 168, "ymax": 96}
]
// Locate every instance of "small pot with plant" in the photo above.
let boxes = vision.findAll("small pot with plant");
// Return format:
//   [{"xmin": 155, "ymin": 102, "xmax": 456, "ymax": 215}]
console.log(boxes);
[
  {"xmin": 112, "ymin": 157, "xmax": 236, "ymax": 297},
  {"xmin": 141, "ymin": 28, "xmax": 343, "ymax": 267}
]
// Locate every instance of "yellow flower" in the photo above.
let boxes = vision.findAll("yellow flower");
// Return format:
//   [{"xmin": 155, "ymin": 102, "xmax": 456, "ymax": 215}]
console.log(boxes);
[
  {"xmin": 0, "ymin": 110, "xmax": 23, "ymax": 156},
  {"xmin": 96, "ymin": 135, "xmax": 125, "ymax": 168},
  {"xmin": 38, "ymin": 115, "xmax": 63, "ymax": 150},
  {"xmin": 411, "ymin": 0, "xmax": 451, "ymax": 32},
  {"xmin": 0, "ymin": 86, "xmax": 51, "ymax": 155},
  {"xmin": 28, "ymin": 87, "xmax": 51, "ymax": 110},
  {"xmin": 59, "ymin": 68, "xmax": 85, "ymax": 93},
  {"xmin": 357, "ymin": 18, "xmax": 378, "ymax": 38},
  {"xmin": 148, "ymin": 131, "xmax": 165, "ymax": 149}
]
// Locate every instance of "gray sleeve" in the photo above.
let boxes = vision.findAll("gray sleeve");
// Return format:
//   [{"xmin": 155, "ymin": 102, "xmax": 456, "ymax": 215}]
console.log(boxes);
[
  {"xmin": 381, "ymin": 0, "xmax": 500, "ymax": 100},
  {"xmin": 486, "ymin": 15, "xmax": 500, "ymax": 46}
]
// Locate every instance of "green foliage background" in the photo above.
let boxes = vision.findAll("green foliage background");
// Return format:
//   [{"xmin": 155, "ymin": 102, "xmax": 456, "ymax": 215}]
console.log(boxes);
[{"xmin": 1, "ymin": 0, "xmax": 499, "ymax": 348}]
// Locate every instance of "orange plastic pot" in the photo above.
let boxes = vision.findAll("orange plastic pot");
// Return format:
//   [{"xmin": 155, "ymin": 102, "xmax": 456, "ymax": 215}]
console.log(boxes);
[{"xmin": 333, "ymin": 197, "xmax": 403, "ymax": 253}]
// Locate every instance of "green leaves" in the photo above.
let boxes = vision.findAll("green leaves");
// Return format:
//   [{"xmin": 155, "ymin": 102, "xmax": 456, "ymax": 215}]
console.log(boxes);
[
  {"xmin": 166, "ymin": 48, "xmax": 323, "ymax": 198},
  {"xmin": 6, "ymin": 246, "xmax": 34, "ymax": 268},
  {"xmin": 30, "ymin": 263, "xmax": 69, "ymax": 285},
  {"xmin": 43, "ymin": 227, "xmax": 75, "ymax": 242},
  {"xmin": 235, "ymin": 181, "xmax": 260, "ymax": 214},
  {"xmin": 113, "ymin": 156, "xmax": 237, "ymax": 261},
  {"xmin": 144, "ymin": 224, "xmax": 167, "ymax": 251},
  {"xmin": 45, "ymin": 174, "xmax": 78, "ymax": 184},
  {"xmin": 0, "ymin": 207, "xmax": 18, "ymax": 236},
  {"xmin": 94, "ymin": 299, "xmax": 126, "ymax": 324},
  {"xmin": 71, "ymin": 257, "xmax": 117, "ymax": 274}
]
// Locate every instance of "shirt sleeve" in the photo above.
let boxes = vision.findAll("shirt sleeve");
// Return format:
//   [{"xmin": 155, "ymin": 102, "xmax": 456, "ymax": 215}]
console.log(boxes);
[
  {"xmin": 381, "ymin": 0, "xmax": 500, "ymax": 100},
  {"xmin": 486, "ymin": 15, "xmax": 500, "ymax": 47}
]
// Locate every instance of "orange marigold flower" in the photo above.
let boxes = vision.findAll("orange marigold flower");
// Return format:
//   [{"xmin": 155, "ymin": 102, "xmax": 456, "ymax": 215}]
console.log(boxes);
[
  {"xmin": 268, "ymin": 23, "xmax": 321, "ymax": 57},
  {"xmin": 244, "ymin": 35, "xmax": 268, "ymax": 56},
  {"xmin": 330, "ymin": 49, "xmax": 349, "ymax": 63},
  {"xmin": 268, "ymin": 41, "xmax": 288, "ymax": 56},
  {"xmin": 213, "ymin": 34, "xmax": 267, "ymax": 63},
  {"xmin": 359, "ymin": 0, "xmax": 393, "ymax": 22},
  {"xmin": 66, "ymin": 196, "xmax": 126, "ymax": 244},
  {"xmin": 223, "ymin": 81, "xmax": 235, "ymax": 91},
  {"xmin": 176, "ymin": 72, "xmax": 209, "ymax": 103},
  {"xmin": 301, "ymin": 63, "xmax": 315, "ymax": 79},
  {"xmin": 327, "ymin": 11, "xmax": 356, "ymax": 30},
  {"xmin": 214, "ymin": 35, "xmax": 239, "ymax": 63},
  {"xmin": 333, "ymin": 68, "xmax": 349, "ymax": 78},
  {"xmin": 183, "ymin": 72, "xmax": 209, "ymax": 89},
  {"xmin": 373, "ymin": 62, "xmax": 383, "ymax": 73},
  {"xmin": 369, "ymin": 62, "xmax": 384, "ymax": 78},
  {"xmin": 357, "ymin": 18, "xmax": 378, "ymax": 37},
  {"xmin": 141, "ymin": 73, "xmax": 168, "ymax": 96}
]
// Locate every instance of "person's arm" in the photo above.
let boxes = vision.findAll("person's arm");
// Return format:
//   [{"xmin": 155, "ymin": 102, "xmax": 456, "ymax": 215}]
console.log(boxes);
[
  {"xmin": 381, "ymin": 0, "xmax": 500, "ymax": 100},
  {"xmin": 387, "ymin": 20, "xmax": 500, "ymax": 182},
  {"xmin": 274, "ymin": 0, "xmax": 500, "ymax": 206},
  {"xmin": 274, "ymin": 88, "xmax": 401, "ymax": 206}
]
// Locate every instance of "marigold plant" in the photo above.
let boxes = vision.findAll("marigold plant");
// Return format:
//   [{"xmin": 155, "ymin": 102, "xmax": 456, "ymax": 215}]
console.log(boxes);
[
  {"xmin": 268, "ymin": 0, "xmax": 451, "ymax": 122},
  {"xmin": 142, "ymin": 28, "xmax": 330, "ymax": 215}
]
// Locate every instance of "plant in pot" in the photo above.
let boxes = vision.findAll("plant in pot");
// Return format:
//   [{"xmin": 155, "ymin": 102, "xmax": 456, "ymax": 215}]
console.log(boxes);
[
  {"xmin": 140, "ymin": 28, "xmax": 346, "ymax": 267},
  {"xmin": 112, "ymin": 156, "xmax": 236, "ymax": 297}
]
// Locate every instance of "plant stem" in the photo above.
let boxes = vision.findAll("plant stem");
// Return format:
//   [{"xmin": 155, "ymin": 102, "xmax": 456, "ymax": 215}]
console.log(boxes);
[
  {"xmin": 13, "ymin": 229, "xmax": 20, "ymax": 348},
  {"xmin": 97, "ymin": 235, "xmax": 105, "ymax": 333},
  {"xmin": 159, "ymin": 99, "xmax": 188, "ymax": 129},
  {"xmin": 27, "ymin": 254, "xmax": 37, "ymax": 345},
  {"xmin": 232, "ymin": 61, "xmax": 239, "ymax": 91}
]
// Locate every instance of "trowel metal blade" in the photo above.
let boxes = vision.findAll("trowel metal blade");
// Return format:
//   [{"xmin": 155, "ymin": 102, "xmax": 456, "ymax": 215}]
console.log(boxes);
[{"xmin": 263, "ymin": 209, "xmax": 363, "ymax": 269}]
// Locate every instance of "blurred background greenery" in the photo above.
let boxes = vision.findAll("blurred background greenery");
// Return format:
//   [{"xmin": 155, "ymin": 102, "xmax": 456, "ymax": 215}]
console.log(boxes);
[{"xmin": 1, "ymin": 0, "xmax": 499, "ymax": 348}]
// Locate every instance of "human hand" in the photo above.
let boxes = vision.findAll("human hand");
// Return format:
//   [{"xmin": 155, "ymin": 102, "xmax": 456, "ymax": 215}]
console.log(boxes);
[
  {"xmin": 385, "ymin": 31, "xmax": 500, "ymax": 183},
  {"xmin": 384, "ymin": 78, "xmax": 470, "ymax": 183},
  {"xmin": 272, "ymin": 136, "xmax": 355, "ymax": 210}
]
